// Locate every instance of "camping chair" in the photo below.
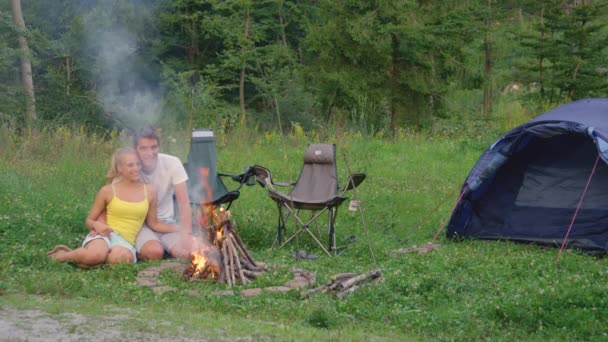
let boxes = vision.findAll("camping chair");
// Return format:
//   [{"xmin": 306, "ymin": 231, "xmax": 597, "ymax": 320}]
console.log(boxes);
[
  {"xmin": 184, "ymin": 129, "xmax": 254, "ymax": 211},
  {"xmin": 252, "ymin": 143, "xmax": 366, "ymax": 256}
]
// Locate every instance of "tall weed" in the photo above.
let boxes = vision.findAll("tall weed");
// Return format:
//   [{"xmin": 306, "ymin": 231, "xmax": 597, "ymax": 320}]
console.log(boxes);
[
  {"xmin": 3, "ymin": 125, "xmax": 117, "ymax": 165},
  {"xmin": 493, "ymin": 96, "xmax": 532, "ymax": 132}
]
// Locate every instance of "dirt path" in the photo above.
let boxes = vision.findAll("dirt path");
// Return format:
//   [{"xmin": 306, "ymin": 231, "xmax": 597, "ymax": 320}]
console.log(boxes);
[{"xmin": 0, "ymin": 307, "xmax": 204, "ymax": 341}]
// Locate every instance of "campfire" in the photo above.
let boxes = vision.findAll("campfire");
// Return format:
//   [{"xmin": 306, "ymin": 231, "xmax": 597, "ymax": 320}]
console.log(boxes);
[
  {"xmin": 183, "ymin": 249, "xmax": 221, "ymax": 281},
  {"xmin": 183, "ymin": 206, "xmax": 265, "ymax": 287}
]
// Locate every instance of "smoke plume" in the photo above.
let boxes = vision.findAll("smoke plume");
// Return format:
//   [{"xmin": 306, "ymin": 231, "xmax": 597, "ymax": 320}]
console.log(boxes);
[{"xmin": 81, "ymin": 1, "xmax": 164, "ymax": 129}]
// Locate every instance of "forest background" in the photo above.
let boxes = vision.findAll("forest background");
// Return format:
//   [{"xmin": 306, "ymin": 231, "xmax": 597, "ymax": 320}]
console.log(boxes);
[{"xmin": 2, "ymin": 0, "xmax": 608, "ymax": 137}]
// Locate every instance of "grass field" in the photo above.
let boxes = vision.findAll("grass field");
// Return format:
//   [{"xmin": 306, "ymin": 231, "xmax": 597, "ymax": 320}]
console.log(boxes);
[{"xmin": 1, "ymin": 127, "xmax": 607, "ymax": 340}]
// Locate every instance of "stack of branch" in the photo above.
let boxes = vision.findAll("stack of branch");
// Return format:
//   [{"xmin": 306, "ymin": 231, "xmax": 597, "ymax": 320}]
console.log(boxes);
[
  {"xmin": 184, "ymin": 207, "xmax": 266, "ymax": 286},
  {"xmin": 215, "ymin": 218, "xmax": 266, "ymax": 287},
  {"xmin": 303, "ymin": 268, "xmax": 383, "ymax": 298}
]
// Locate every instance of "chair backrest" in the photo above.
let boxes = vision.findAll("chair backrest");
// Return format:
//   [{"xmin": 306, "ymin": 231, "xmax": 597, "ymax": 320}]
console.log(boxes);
[
  {"xmin": 185, "ymin": 129, "xmax": 229, "ymax": 205},
  {"xmin": 290, "ymin": 143, "xmax": 339, "ymax": 201}
]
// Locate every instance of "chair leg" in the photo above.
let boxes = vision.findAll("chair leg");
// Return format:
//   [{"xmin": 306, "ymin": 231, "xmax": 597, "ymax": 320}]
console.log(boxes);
[
  {"xmin": 278, "ymin": 207, "xmax": 333, "ymax": 257},
  {"xmin": 302, "ymin": 228, "xmax": 332, "ymax": 257},
  {"xmin": 272, "ymin": 203, "xmax": 290, "ymax": 248},
  {"xmin": 281, "ymin": 224, "xmax": 332, "ymax": 257},
  {"xmin": 272, "ymin": 203, "xmax": 287, "ymax": 248},
  {"xmin": 280, "ymin": 209, "xmax": 308, "ymax": 250},
  {"xmin": 328, "ymin": 207, "xmax": 337, "ymax": 254},
  {"xmin": 273, "ymin": 204, "xmax": 337, "ymax": 257}
]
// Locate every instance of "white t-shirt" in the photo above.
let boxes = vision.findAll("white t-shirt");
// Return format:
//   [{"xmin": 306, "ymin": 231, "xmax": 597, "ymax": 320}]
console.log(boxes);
[{"xmin": 141, "ymin": 153, "xmax": 188, "ymax": 222}]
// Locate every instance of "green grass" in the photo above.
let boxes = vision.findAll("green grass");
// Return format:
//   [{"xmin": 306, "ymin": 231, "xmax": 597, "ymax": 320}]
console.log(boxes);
[{"xmin": 1, "ymin": 127, "xmax": 607, "ymax": 340}]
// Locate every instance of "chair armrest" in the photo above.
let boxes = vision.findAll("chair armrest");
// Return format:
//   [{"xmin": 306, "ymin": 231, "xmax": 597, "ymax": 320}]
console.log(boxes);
[
  {"xmin": 341, "ymin": 173, "xmax": 366, "ymax": 192},
  {"xmin": 273, "ymin": 181, "xmax": 295, "ymax": 187},
  {"xmin": 219, "ymin": 166, "xmax": 257, "ymax": 189},
  {"xmin": 251, "ymin": 165, "xmax": 295, "ymax": 188},
  {"xmin": 218, "ymin": 171, "xmax": 245, "ymax": 182}
]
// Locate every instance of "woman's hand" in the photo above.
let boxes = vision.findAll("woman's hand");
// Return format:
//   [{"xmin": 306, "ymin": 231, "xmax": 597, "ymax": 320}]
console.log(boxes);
[
  {"xmin": 86, "ymin": 185, "xmax": 113, "ymax": 236},
  {"xmin": 93, "ymin": 221, "xmax": 112, "ymax": 236}
]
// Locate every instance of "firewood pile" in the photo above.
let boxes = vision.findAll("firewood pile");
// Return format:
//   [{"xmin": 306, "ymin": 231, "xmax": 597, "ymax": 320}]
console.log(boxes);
[
  {"xmin": 303, "ymin": 268, "xmax": 383, "ymax": 298},
  {"xmin": 184, "ymin": 207, "xmax": 266, "ymax": 287}
]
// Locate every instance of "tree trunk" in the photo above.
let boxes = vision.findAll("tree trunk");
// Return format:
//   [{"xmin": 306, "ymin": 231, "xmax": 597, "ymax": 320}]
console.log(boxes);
[
  {"xmin": 568, "ymin": 13, "xmax": 587, "ymax": 99},
  {"xmin": 187, "ymin": 18, "xmax": 199, "ymax": 65},
  {"xmin": 568, "ymin": 56, "xmax": 582, "ymax": 100},
  {"xmin": 568, "ymin": 31, "xmax": 584, "ymax": 99},
  {"xmin": 539, "ymin": 7, "xmax": 545, "ymax": 100},
  {"xmin": 65, "ymin": 56, "xmax": 71, "ymax": 96},
  {"xmin": 11, "ymin": 0, "xmax": 36, "ymax": 128},
  {"xmin": 239, "ymin": 8, "xmax": 251, "ymax": 126},
  {"xmin": 278, "ymin": 0, "xmax": 287, "ymax": 47},
  {"xmin": 390, "ymin": 32, "xmax": 401, "ymax": 137},
  {"xmin": 482, "ymin": 0, "xmax": 492, "ymax": 115},
  {"xmin": 518, "ymin": 7, "xmax": 523, "ymax": 23},
  {"xmin": 279, "ymin": 12, "xmax": 287, "ymax": 47}
]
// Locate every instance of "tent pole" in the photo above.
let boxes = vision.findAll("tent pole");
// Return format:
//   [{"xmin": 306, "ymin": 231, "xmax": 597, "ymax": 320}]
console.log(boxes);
[
  {"xmin": 431, "ymin": 185, "xmax": 470, "ymax": 243},
  {"xmin": 555, "ymin": 153, "xmax": 601, "ymax": 264}
]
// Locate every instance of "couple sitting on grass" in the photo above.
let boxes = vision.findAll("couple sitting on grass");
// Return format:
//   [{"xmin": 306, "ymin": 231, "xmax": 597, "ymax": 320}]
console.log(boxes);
[{"xmin": 48, "ymin": 127, "xmax": 199, "ymax": 267}]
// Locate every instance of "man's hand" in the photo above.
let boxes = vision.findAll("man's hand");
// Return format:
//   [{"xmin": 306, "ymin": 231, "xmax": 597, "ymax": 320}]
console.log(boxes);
[{"xmin": 175, "ymin": 222, "xmax": 189, "ymax": 234}]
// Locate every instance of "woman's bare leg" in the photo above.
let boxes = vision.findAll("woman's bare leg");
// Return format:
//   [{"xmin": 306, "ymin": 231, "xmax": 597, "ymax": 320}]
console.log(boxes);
[
  {"xmin": 50, "ymin": 239, "xmax": 109, "ymax": 266},
  {"xmin": 106, "ymin": 246, "xmax": 135, "ymax": 264}
]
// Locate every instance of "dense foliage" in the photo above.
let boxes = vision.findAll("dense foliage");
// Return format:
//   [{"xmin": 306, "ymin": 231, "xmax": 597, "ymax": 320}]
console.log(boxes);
[{"xmin": 1, "ymin": 0, "xmax": 608, "ymax": 134}]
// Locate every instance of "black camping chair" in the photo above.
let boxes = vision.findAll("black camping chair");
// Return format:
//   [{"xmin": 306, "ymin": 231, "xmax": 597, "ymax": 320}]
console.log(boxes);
[
  {"xmin": 252, "ymin": 143, "xmax": 365, "ymax": 256},
  {"xmin": 184, "ymin": 129, "xmax": 255, "ymax": 210}
]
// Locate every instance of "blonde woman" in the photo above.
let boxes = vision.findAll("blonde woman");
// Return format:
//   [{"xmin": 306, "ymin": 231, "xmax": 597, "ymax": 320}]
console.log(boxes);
[{"xmin": 48, "ymin": 147, "xmax": 179, "ymax": 267}]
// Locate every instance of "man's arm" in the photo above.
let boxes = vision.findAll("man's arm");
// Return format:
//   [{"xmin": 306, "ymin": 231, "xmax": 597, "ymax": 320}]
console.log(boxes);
[
  {"xmin": 174, "ymin": 181, "xmax": 192, "ymax": 233},
  {"xmin": 145, "ymin": 185, "xmax": 179, "ymax": 233}
]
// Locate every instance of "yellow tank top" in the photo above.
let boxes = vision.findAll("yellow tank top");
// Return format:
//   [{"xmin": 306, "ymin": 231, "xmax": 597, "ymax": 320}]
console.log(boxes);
[{"xmin": 106, "ymin": 183, "xmax": 149, "ymax": 245}]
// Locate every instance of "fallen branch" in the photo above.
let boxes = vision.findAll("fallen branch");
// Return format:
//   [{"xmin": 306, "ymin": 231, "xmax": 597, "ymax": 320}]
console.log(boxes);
[
  {"xmin": 336, "ymin": 269, "xmax": 382, "ymax": 291},
  {"xmin": 304, "ymin": 268, "xmax": 383, "ymax": 298}
]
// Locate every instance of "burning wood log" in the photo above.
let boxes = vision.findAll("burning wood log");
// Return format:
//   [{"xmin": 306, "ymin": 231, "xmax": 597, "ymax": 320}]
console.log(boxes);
[
  {"xmin": 182, "ymin": 244, "xmax": 222, "ymax": 281},
  {"xmin": 184, "ymin": 207, "xmax": 265, "ymax": 287},
  {"xmin": 220, "ymin": 243, "xmax": 231, "ymax": 286},
  {"xmin": 303, "ymin": 268, "xmax": 383, "ymax": 298}
]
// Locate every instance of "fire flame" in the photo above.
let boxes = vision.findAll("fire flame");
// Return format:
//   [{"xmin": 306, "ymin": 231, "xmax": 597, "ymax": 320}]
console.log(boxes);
[
  {"xmin": 192, "ymin": 252, "xmax": 208, "ymax": 273},
  {"xmin": 186, "ymin": 203, "xmax": 232, "ymax": 282},
  {"xmin": 185, "ymin": 250, "xmax": 219, "ymax": 281}
]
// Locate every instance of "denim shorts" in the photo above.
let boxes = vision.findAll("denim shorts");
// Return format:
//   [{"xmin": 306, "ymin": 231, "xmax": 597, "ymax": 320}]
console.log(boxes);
[{"xmin": 82, "ymin": 232, "xmax": 137, "ymax": 263}]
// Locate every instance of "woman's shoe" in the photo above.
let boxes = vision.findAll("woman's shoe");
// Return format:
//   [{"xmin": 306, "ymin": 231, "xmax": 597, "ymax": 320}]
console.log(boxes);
[{"xmin": 47, "ymin": 245, "xmax": 71, "ymax": 259}]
